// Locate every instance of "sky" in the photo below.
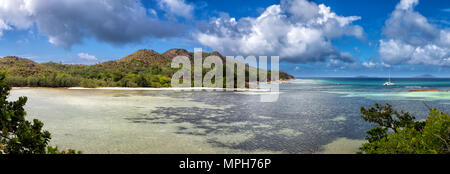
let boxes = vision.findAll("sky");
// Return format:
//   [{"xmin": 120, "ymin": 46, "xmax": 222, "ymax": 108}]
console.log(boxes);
[{"xmin": 0, "ymin": 0, "xmax": 449, "ymax": 77}]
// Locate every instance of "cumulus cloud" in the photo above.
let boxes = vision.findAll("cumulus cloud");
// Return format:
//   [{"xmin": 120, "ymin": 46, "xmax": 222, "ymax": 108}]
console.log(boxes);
[
  {"xmin": 396, "ymin": 0, "xmax": 419, "ymax": 10},
  {"xmin": 78, "ymin": 53, "xmax": 98, "ymax": 61},
  {"xmin": 379, "ymin": 0, "xmax": 450, "ymax": 66},
  {"xmin": 0, "ymin": 0, "xmax": 183, "ymax": 49},
  {"xmin": 0, "ymin": 20, "xmax": 11, "ymax": 36},
  {"xmin": 158, "ymin": 0, "xmax": 194, "ymax": 19},
  {"xmin": 362, "ymin": 61, "xmax": 377, "ymax": 68},
  {"xmin": 195, "ymin": 0, "xmax": 364, "ymax": 63}
]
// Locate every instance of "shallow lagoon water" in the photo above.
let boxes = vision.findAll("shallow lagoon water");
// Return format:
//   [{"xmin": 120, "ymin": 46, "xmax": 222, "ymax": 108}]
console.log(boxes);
[{"xmin": 9, "ymin": 78, "xmax": 450, "ymax": 154}]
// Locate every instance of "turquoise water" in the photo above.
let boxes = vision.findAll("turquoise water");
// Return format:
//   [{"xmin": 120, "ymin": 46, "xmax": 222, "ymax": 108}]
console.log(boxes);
[
  {"xmin": 317, "ymin": 78, "xmax": 450, "ymax": 87},
  {"xmin": 8, "ymin": 78, "xmax": 450, "ymax": 154},
  {"xmin": 297, "ymin": 78, "xmax": 450, "ymax": 102}
]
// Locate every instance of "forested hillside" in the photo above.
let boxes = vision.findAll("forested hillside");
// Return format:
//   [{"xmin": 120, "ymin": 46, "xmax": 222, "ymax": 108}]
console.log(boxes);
[{"xmin": 0, "ymin": 49, "xmax": 294, "ymax": 88}]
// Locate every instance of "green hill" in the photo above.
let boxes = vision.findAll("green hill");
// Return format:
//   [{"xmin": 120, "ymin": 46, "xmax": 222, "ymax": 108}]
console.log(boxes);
[{"xmin": 0, "ymin": 49, "xmax": 294, "ymax": 88}]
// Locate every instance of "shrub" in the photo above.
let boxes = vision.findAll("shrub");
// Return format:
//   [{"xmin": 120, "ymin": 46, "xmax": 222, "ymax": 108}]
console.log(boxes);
[
  {"xmin": 359, "ymin": 103, "xmax": 449, "ymax": 154},
  {"xmin": 0, "ymin": 73, "xmax": 80, "ymax": 154}
]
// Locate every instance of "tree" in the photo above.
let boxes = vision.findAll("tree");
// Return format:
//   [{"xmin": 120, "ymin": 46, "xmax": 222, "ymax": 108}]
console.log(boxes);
[
  {"xmin": 0, "ymin": 73, "xmax": 80, "ymax": 154},
  {"xmin": 359, "ymin": 103, "xmax": 449, "ymax": 154}
]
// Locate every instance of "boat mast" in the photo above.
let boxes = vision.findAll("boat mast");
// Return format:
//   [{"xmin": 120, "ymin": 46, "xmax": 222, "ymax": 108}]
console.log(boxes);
[{"xmin": 389, "ymin": 70, "xmax": 391, "ymax": 83}]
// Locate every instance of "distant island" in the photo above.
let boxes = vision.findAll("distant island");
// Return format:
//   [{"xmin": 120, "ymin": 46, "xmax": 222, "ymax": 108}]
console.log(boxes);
[
  {"xmin": 415, "ymin": 74, "xmax": 435, "ymax": 78},
  {"xmin": 354, "ymin": 75, "xmax": 371, "ymax": 78},
  {"xmin": 0, "ymin": 49, "xmax": 294, "ymax": 88}
]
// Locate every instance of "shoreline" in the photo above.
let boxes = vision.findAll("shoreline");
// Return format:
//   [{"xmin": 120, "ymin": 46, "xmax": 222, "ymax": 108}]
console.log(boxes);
[
  {"xmin": 11, "ymin": 79, "xmax": 296, "ymax": 92},
  {"xmin": 12, "ymin": 87, "xmax": 273, "ymax": 92},
  {"xmin": 68, "ymin": 87, "xmax": 271, "ymax": 92}
]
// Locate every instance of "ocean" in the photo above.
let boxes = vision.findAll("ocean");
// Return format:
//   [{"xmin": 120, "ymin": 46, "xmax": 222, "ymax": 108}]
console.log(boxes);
[{"xmin": 8, "ymin": 78, "xmax": 450, "ymax": 154}]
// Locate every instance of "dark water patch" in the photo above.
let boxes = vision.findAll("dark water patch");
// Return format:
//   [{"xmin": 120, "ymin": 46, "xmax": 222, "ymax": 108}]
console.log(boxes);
[
  {"xmin": 124, "ymin": 91, "xmax": 377, "ymax": 153},
  {"xmin": 122, "ymin": 79, "xmax": 450, "ymax": 153}
]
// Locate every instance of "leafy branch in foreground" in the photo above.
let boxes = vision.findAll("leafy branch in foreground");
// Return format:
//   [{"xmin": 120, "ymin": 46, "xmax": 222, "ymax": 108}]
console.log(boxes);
[
  {"xmin": 0, "ymin": 73, "xmax": 80, "ymax": 154},
  {"xmin": 359, "ymin": 103, "xmax": 449, "ymax": 154}
]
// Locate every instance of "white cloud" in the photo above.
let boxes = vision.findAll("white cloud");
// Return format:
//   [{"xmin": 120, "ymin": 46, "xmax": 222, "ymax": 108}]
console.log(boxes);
[
  {"xmin": 196, "ymin": 0, "xmax": 364, "ymax": 63},
  {"xmin": 383, "ymin": 0, "xmax": 437, "ymax": 46},
  {"xmin": 440, "ymin": 30, "xmax": 450, "ymax": 47},
  {"xmin": 78, "ymin": 53, "xmax": 98, "ymax": 61},
  {"xmin": 158, "ymin": 0, "xmax": 194, "ymax": 19},
  {"xmin": 379, "ymin": 39, "xmax": 414, "ymax": 64},
  {"xmin": 379, "ymin": 0, "xmax": 450, "ymax": 66},
  {"xmin": 396, "ymin": 0, "xmax": 418, "ymax": 10},
  {"xmin": 0, "ymin": 19, "xmax": 11, "ymax": 36},
  {"xmin": 362, "ymin": 61, "xmax": 377, "ymax": 68},
  {"xmin": 0, "ymin": 0, "xmax": 183, "ymax": 49},
  {"xmin": 148, "ymin": 9, "xmax": 158, "ymax": 17},
  {"xmin": 381, "ymin": 62, "xmax": 392, "ymax": 68},
  {"xmin": 282, "ymin": 0, "xmax": 319, "ymax": 22}
]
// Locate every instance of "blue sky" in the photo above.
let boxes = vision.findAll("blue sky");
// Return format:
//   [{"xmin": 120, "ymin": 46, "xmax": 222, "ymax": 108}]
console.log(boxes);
[{"xmin": 0, "ymin": 0, "xmax": 449, "ymax": 77}]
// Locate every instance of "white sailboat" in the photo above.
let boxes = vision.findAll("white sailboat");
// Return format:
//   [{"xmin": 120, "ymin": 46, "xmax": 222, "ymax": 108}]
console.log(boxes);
[{"xmin": 383, "ymin": 71, "xmax": 395, "ymax": 86}]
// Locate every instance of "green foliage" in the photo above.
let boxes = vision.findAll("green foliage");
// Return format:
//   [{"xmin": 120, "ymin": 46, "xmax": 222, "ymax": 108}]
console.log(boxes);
[
  {"xmin": 0, "ymin": 49, "xmax": 294, "ymax": 88},
  {"xmin": 80, "ymin": 78, "xmax": 107, "ymax": 88},
  {"xmin": 359, "ymin": 103, "xmax": 449, "ymax": 154},
  {"xmin": 0, "ymin": 73, "xmax": 80, "ymax": 154},
  {"xmin": 46, "ymin": 146, "xmax": 81, "ymax": 154}
]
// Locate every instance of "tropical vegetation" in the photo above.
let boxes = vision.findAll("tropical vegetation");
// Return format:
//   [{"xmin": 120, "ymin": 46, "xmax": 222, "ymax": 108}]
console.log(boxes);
[
  {"xmin": 359, "ymin": 103, "xmax": 449, "ymax": 154},
  {"xmin": 0, "ymin": 49, "xmax": 294, "ymax": 88},
  {"xmin": 0, "ymin": 73, "xmax": 80, "ymax": 154}
]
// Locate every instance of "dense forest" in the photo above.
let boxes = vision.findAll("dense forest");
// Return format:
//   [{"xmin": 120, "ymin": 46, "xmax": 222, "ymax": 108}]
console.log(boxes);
[{"xmin": 0, "ymin": 49, "xmax": 294, "ymax": 88}]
